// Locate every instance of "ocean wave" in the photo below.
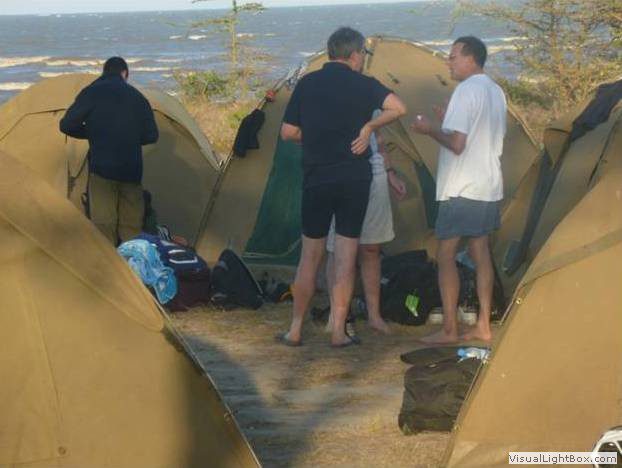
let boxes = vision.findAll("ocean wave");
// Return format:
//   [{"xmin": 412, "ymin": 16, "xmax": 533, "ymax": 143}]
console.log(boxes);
[
  {"xmin": 46, "ymin": 58, "xmax": 102, "ymax": 67},
  {"xmin": 487, "ymin": 36, "xmax": 527, "ymax": 43},
  {"xmin": 156, "ymin": 58, "xmax": 184, "ymax": 64},
  {"xmin": 169, "ymin": 35, "xmax": 183, "ymax": 40},
  {"xmin": 299, "ymin": 52, "xmax": 316, "ymax": 57},
  {"xmin": 0, "ymin": 56, "xmax": 51, "ymax": 68},
  {"xmin": 188, "ymin": 35, "xmax": 207, "ymax": 41},
  {"xmin": 0, "ymin": 82, "xmax": 32, "ymax": 91},
  {"xmin": 488, "ymin": 44, "xmax": 517, "ymax": 54},
  {"xmin": 423, "ymin": 36, "xmax": 525, "ymax": 50},
  {"xmin": 39, "ymin": 70, "xmax": 99, "ymax": 78},
  {"xmin": 45, "ymin": 57, "xmax": 140, "ymax": 68},
  {"xmin": 265, "ymin": 33, "xmax": 276, "ymax": 37},
  {"xmin": 132, "ymin": 66, "xmax": 177, "ymax": 72},
  {"xmin": 237, "ymin": 33, "xmax": 255, "ymax": 38},
  {"xmin": 422, "ymin": 39, "xmax": 453, "ymax": 47},
  {"xmin": 39, "ymin": 72, "xmax": 69, "ymax": 78}
]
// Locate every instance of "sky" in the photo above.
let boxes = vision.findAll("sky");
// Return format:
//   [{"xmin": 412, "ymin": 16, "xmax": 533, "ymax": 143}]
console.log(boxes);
[{"xmin": 0, "ymin": 0, "xmax": 421, "ymax": 16}]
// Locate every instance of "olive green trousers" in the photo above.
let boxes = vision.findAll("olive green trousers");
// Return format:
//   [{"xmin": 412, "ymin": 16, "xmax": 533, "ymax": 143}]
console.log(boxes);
[{"xmin": 88, "ymin": 173, "xmax": 144, "ymax": 245}]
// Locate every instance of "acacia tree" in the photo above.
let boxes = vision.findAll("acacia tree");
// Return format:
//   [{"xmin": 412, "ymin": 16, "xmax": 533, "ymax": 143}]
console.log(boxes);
[
  {"xmin": 187, "ymin": 0, "xmax": 266, "ymax": 99},
  {"xmin": 192, "ymin": 0, "xmax": 265, "ymax": 70},
  {"xmin": 458, "ymin": 0, "xmax": 622, "ymax": 117}
]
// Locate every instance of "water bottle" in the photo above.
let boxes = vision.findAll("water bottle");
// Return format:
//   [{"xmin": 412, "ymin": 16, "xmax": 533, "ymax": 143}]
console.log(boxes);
[
  {"xmin": 457, "ymin": 347, "xmax": 490, "ymax": 363},
  {"xmin": 455, "ymin": 250, "xmax": 476, "ymax": 270}
]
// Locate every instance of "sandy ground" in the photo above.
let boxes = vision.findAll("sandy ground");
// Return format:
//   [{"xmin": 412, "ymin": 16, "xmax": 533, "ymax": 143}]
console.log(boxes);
[{"xmin": 171, "ymin": 298, "xmax": 459, "ymax": 468}]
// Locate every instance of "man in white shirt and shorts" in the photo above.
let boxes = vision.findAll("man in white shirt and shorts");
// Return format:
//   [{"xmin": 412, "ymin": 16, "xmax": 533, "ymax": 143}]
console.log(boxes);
[
  {"xmin": 412, "ymin": 36, "xmax": 507, "ymax": 344},
  {"xmin": 325, "ymin": 126, "xmax": 407, "ymax": 339}
]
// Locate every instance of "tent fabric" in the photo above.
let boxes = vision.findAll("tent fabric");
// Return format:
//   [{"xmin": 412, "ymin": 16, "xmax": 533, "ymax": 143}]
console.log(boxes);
[
  {"xmin": 0, "ymin": 150, "xmax": 258, "ymax": 467},
  {"xmin": 196, "ymin": 37, "xmax": 539, "ymax": 274},
  {"xmin": 443, "ymin": 122, "xmax": 622, "ymax": 466},
  {"xmin": 0, "ymin": 74, "xmax": 221, "ymax": 245},
  {"xmin": 493, "ymin": 100, "xmax": 622, "ymax": 292}
]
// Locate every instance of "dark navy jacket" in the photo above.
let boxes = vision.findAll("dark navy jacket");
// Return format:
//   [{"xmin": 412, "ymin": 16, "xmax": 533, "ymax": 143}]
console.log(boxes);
[{"xmin": 60, "ymin": 74, "xmax": 159, "ymax": 183}]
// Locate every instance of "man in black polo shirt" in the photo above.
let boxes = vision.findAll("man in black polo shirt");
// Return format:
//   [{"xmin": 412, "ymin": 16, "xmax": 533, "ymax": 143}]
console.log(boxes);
[
  {"xmin": 277, "ymin": 27, "xmax": 407, "ymax": 348},
  {"xmin": 60, "ymin": 57, "xmax": 158, "ymax": 245}
]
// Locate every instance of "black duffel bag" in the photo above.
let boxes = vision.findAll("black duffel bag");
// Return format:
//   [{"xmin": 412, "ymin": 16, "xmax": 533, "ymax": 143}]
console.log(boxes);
[
  {"xmin": 380, "ymin": 251, "xmax": 441, "ymax": 326},
  {"xmin": 398, "ymin": 346, "xmax": 481, "ymax": 434}
]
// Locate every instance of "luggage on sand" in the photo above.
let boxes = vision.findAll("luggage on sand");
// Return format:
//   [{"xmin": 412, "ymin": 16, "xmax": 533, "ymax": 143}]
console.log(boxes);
[
  {"xmin": 380, "ymin": 251, "xmax": 441, "ymax": 326},
  {"xmin": 135, "ymin": 233, "xmax": 212, "ymax": 311},
  {"xmin": 398, "ymin": 346, "xmax": 481, "ymax": 434},
  {"xmin": 211, "ymin": 249, "xmax": 264, "ymax": 310}
]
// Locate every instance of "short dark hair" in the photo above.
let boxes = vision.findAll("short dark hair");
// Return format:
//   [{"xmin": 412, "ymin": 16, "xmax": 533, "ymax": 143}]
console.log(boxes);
[
  {"xmin": 327, "ymin": 27, "xmax": 365, "ymax": 60},
  {"xmin": 454, "ymin": 36, "xmax": 487, "ymax": 68},
  {"xmin": 103, "ymin": 56, "xmax": 129, "ymax": 76}
]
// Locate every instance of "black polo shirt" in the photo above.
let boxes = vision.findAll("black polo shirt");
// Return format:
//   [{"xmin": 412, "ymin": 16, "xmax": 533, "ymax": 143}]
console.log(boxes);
[{"xmin": 283, "ymin": 61, "xmax": 392, "ymax": 188}]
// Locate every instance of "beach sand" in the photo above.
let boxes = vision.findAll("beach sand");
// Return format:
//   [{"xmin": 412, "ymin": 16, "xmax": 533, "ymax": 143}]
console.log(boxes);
[{"xmin": 171, "ymin": 300, "xmax": 456, "ymax": 467}]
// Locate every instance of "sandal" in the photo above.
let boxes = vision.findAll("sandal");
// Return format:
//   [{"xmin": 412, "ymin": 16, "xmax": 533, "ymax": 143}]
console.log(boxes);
[{"xmin": 274, "ymin": 332, "xmax": 302, "ymax": 347}]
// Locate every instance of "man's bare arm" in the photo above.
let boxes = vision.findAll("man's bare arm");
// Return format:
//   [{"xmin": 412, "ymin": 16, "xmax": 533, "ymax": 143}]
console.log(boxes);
[
  {"xmin": 281, "ymin": 123, "xmax": 302, "ymax": 143},
  {"xmin": 351, "ymin": 93, "xmax": 407, "ymax": 155},
  {"xmin": 411, "ymin": 114, "xmax": 467, "ymax": 155}
]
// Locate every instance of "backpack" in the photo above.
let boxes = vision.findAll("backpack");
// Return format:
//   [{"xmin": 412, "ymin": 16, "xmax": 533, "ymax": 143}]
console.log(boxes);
[
  {"xmin": 380, "ymin": 251, "xmax": 441, "ymax": 326},
  {"xmin": 398, "ymin": 346, "xmax": 480, "ymax": 434},
  {"xmin": 211, "ymin": 249, "xmax": 263, "ymax": 310}
]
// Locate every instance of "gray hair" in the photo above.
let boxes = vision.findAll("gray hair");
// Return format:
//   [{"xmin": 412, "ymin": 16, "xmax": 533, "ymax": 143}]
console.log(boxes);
[{"xmin": 327, "ymin": 27, "xmax": 365, "ymax": 60}]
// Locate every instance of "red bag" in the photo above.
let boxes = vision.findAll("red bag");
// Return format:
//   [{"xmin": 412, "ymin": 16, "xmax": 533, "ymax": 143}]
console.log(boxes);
[{"xmin": 167, "ymin": 268, "xmax": 211, "ymax": 312}]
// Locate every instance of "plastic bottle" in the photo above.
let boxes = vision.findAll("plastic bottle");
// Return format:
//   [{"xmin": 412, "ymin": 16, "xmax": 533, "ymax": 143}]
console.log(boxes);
[{"xmin": 457, "ymin": 347, "xmax": 490, "ymax": 363}]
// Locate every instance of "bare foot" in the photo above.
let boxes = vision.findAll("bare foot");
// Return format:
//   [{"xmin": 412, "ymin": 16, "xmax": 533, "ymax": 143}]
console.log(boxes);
[
  {"xmin": 460, "ymin": 323, "xmax": 492, "ymax": 342},
  {"xmin": 368, "ymin": 318, "xmax": 391, "ymax": 334},
  {"xmin": 418, "ymin": 328, "xmax": 459, "ymax": 345}
]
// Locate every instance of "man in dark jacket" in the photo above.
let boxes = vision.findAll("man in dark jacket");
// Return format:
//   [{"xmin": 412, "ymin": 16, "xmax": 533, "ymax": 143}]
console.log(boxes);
[{"xmin": 60, "ymin": 56, "xmax": 159, "ymax": 244}]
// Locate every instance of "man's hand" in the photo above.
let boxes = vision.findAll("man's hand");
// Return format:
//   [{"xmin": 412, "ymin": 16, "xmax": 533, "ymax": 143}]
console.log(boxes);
[
  {"xmin": 351, "ymin": 124, "xmax": 372, "ymax": 156},
  {"xmin": 411, "ymin": 114, "xmax": 433, "ymax": 135},
  {"xmin": 281, "ymin": 123, "xmax": 302, "ymax": 143},
  {"xmin": 388, "ymin": 171, "xmax": 407, "ymax": 200},
  {"xmin": 433, "ymin": 99, "xmax": 449, "ymax": 122}
]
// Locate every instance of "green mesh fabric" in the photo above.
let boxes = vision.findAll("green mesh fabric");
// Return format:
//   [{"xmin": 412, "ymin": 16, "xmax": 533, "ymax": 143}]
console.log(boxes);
[{"xmin": 242, "ymin": 138, "xmax": 303, "ymax": 265}]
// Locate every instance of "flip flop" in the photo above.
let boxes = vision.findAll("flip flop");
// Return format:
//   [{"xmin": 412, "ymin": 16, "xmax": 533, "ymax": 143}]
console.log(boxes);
[
  {"xmin": 345, "ymin": 329, "xmax": 361, "ymax": 345},
  {"xmin": 274, "ymin": 332, "xmax": 302, "ymax": 347},
  {"xmin": 331, "ymin": 332, "xmax": 361, "ymax": 349}
]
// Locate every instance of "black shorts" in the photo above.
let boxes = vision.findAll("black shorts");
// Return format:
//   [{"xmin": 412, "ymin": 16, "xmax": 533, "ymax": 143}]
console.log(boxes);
[{"xmin": 301, "ymin": 180, "xmax": 371, "ymax": 239}]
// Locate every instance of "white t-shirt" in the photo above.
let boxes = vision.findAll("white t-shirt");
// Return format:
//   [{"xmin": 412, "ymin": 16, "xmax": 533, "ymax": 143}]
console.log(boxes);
[{"xmin": 436, "ymin": 73, "xmax": 507, "ymax": 202}]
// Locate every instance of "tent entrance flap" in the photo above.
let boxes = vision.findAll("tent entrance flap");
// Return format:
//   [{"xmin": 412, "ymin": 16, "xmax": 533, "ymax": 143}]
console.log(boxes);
[{"xmin": 242, "ymin": 137, "xmax": 303, "ymax": 265}]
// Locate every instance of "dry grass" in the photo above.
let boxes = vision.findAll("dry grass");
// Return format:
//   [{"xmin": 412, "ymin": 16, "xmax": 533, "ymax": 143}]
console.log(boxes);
[
  {"xmin": 512, "ymin": 102, "xmax": 555, "ymax": 144},
  {"xmin": 182, "ymin": 97, "xmax": 258, "ymax": 158}
]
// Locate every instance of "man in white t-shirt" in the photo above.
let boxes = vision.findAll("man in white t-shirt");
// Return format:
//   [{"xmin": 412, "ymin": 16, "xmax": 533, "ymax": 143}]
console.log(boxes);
[{"xmin": 412, "ymin": 36, "xmax": 507, "ymax": 344}]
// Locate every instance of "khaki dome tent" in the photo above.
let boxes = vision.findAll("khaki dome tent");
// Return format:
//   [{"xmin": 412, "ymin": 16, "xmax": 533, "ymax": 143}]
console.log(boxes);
[
  {"xmin": 0, "ymin": 150, "xmax": 258, "ymax": 468},
  {"xmin": 0, "ymin": 73, "xmax": 222, "ymax": 245},
  {"xmin": 197, "ymin": 37, "xmax": 538, "ymax": 278},
  {"xmin": 443, "ymin": 165, "xmax": 622, "ymax": 466},
  {"xmin": 492, "ymin": 85, "xmax": 622, "ymax": 293}
]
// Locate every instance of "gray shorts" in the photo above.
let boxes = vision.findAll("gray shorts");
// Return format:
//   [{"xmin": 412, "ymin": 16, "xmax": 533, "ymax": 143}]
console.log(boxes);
[{"xmin": 435, "ymin": 197, "xmax": 501, "ymax": 240}]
